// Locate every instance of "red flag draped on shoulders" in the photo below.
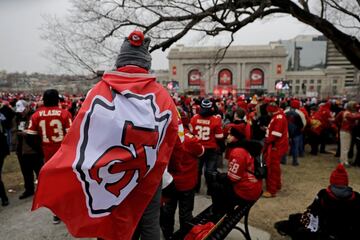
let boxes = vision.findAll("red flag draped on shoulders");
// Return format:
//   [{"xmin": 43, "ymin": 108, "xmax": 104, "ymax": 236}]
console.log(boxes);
[{"xmin": 32, "ymin": 66, "xmax": 179, "ymax": 240}]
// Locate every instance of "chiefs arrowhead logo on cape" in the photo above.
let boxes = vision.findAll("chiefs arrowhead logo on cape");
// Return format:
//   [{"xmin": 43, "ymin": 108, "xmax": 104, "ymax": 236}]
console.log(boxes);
[{"xmin": 73, "ymin": 90, "xmax": 172, "ymax": 217}]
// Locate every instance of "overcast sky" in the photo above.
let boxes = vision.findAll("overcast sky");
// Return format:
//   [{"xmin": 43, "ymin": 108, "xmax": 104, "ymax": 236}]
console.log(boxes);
[{"xmin": 0, "ymin": 0, "xmax": 321, "ymax": 74}]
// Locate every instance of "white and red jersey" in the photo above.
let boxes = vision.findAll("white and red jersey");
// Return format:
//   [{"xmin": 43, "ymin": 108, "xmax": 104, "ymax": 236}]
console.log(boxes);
[
  {"xmin": 26, "ymin": 106, "xmax": 72, "ymax": 162},
  {"xmin": 189, "ymin": 114, "xmax": 223, "ymax": 149},
  {"xmin": 265, "ymin": 111, "xmax": 289, "ymax": 156},
  {"xmin": 227, "ymin": 148, "xmax": 262, "ymax": 201}
]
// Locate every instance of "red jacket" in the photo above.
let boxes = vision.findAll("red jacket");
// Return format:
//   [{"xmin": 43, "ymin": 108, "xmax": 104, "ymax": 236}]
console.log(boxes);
[
  {"xmin": 340, "ymin": 111, "xmax": 360, "ymax": 132},
  {"xmin": 265, "ymin": 111, "xmax": 289, "ymax": 156},
  {"xmin": 313, "ymin": 104, "xmax": 332, "ymax": 129},
  {"xmin": 170, "ymin": 132, "xmax": 204, "ymax": 191},
  {"xmin": 227, "ymin": 148, "xmax": 262, "ymax": 201}
]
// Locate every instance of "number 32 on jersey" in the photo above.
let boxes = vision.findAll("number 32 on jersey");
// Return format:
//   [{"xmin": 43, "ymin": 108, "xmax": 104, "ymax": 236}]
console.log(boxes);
[{"xmin": 195, "ymin": 125, "xmax": 210, "ymax": 141}]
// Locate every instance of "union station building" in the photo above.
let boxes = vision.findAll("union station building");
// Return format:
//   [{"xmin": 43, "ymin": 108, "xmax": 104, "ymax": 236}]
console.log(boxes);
[
  {"xmin": 164, "ymin": 39, "xmax": 358, "ymax": 98},
  {"xmin": 167, "ymin": 43, "xmax": 286, "ymax": 96}
]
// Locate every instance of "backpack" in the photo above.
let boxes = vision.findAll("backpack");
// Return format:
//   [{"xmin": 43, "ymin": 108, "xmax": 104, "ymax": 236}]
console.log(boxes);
[
  {"xmin": 285, "ymin": 108, "xmax": 303, "ymax": 138},
  {"xmin": 249, "ymin": 153, "xmax": 267, "ymax": 179},
  {"xmin": 246, "ymin": 140, "xmax": 267, "ymax": 179}
]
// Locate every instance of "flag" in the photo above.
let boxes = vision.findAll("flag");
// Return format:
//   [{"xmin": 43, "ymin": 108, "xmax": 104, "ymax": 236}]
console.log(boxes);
[{"xmin": 32, "ymin": 68, "xmax": 178, "ymax": 240}]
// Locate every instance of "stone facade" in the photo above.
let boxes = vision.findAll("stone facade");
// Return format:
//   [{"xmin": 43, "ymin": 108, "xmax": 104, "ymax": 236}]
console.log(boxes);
[
  {"xmin": 167, "ymin": 44, "xmax": 287, "ymax": 95},
  {"xmin": 285, "ymin": 67, "xmax": 347, "ymax": 98},
  {"xmin": 165, "ymin": 42, "xmax": 352, "ymax": 98}
]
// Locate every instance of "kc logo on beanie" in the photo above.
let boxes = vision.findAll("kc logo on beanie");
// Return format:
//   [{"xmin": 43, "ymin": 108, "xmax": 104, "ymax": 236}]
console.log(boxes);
[{"xmin": 115, "ymin": 30, "xmax": 152, "ymax": 70}]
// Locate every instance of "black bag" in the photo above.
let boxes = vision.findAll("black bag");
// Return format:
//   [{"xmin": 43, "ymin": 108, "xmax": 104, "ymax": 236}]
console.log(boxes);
[
  {"xmin": 0, "ymin": 126, "xmax": 10, "ymax": 157},
  {"xmin": 248, "ymin": 153, "xmax": 267, "ymax": 179},
  {"xmin": 245, "ymin": 140, "xmax": 267, "ymax": 179}
]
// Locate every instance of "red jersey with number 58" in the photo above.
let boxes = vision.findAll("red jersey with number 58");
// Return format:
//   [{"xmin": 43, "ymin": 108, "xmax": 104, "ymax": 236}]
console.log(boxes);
[
  {"xmin": 26, "ymin": 106, "xmax": 72, "ymax": 162},
  {"xmin": 189, "ymin": 114, "xmax": 223, "ymax": 149}
]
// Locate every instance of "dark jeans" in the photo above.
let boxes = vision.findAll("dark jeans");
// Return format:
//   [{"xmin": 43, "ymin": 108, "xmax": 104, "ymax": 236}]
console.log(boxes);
[
  {"xmin": 299, "ymin": 134, "xmax": 304, "ymax": 157},
  {"xmin": 17, "ymin": 153, "xmax": 43, "ymax": 193},
  {"xmin": 290, "ymin": 135, "xmax": 301, "ymax": 165},
  {"xmin": 353, "ymin": 137, "xmax": 360, "ymax": 166},
  {"xmin": 309, "ymin": 132, "xmax": 320, "ymax": 155},
  {"xmin": 210, "ymin": 174, "xmax": 249, "ymax": 218},
  {"xmin": 196, "ymin": 148, "xmax": 218, "ymax": 193},
  {"xmin": 160, "ymin": 189, "xmax": 195, "ymax": 239},
  {"xmin": 348, "ymin": 132, "xmax": 356, "ymax": 159},
  {"xmin": 5, "ymin": 129, "xmax": 12, "ymax": 151},
  {"xmin": 132, "ymin": 184, "xmax": 162, "ymax": 240},
  {"xmin": 319, "ymin": 129, "xmax": 331, "ymax": 153},
  {"xmin": 335, "ymin": 129, "xmax": 341, "ymax": 157},
  {"xmin": 282, "ymin": 135, "xmax": 301, "ymax": 165},
  {"xmin": 0, "ymin": 155, "xmax": 8, "ymax": 202}
]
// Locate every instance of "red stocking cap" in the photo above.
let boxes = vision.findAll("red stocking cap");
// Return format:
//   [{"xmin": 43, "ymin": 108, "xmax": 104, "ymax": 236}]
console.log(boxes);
[{"xmin": 330, "ymin": 164, "xmax": 349, "ymax": 186}]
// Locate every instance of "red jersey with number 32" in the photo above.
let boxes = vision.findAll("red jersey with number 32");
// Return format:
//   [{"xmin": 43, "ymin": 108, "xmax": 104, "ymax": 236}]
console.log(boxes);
[
  {"xmin": 27, "ymin": 106, "xmax": 72, "ymax": 162},
  {"xmin": 189, "ymin": 114, "xmax": 223, "ymax": 149}
]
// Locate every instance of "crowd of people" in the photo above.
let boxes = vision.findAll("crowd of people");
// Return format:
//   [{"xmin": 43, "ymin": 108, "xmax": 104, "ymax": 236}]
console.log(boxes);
[
  {"xmin": 1, "ymin": 87, "xmax": 359, "ymax": 238},
  {"xmin": 1, "ymin": 30, "xmax": 360, "ymax": 240}
]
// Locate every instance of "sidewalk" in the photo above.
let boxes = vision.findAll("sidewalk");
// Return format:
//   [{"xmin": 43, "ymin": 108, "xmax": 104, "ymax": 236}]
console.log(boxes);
[
  {"xmin": 0, "ymin": 192, "xmax": 270, "ymax": 240},
  {"xmin": 189, "ymin": 194, "xmax": 271, "ymax": 240}
]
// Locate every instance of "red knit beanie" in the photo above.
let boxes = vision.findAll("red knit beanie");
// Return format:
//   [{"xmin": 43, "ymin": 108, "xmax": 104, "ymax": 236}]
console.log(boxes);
[
  {"xmin": 229, "ymin": 123, "xmax": 247, "ymax": 140},
  {"xmin": 330, "ymin": 164, "xmax": 349, "ymax": 186},
  {"xmin": 266, "ymin": 102, "xmax": 278, "ymax": 113},
  {"xmin": 290, "ymin": 99, "xmax": 301, "ymax": 109}
]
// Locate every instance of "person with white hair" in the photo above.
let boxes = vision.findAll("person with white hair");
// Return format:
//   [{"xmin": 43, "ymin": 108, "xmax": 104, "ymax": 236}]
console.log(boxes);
[{"xmin": 15, "ymin": 99, "xmax": 44, "ymax": 200}]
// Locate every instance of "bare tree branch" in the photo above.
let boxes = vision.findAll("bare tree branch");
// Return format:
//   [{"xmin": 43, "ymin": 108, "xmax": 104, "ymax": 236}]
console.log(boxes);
[
  {"xmin": 298, "ymin": 0, "xmax": 310, "ymax": 12},
  {"xmin": 320, "ymin": 0, "xmax": 325, "ymax": 19},
  {"xmin": 213, "ymin": 32, "xmax": 235, "ymax": 66},
  {"xmin": 42, "ymin": 0, "xmax": 360, "ymax": 73},
  {"xmin": 327, "ymin": 0, "xmax": 360, "ymax": 23}
]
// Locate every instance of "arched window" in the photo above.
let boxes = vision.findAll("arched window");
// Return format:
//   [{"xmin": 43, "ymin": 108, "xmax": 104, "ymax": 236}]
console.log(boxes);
[
  {"xmin": 218, "ymin": 69, "xmax": 232, "ymax": 86},
  {"xmin": 188, "ymin": 69, "xmax": 201, "ymax": 86},
  {"xmin": 249, "ymin": 68, "xmax": 264, "ymax": 88}
]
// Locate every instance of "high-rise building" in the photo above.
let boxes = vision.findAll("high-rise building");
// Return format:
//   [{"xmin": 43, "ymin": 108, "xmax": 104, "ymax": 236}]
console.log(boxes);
[{"xmin": 326, "ymin": 40, "xmax": 358, "ymax": 87}]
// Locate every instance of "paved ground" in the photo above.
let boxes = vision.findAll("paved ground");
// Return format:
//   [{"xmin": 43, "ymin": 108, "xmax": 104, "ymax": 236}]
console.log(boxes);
[
  {"xmin": 192, "ymin": 195, "xmax": 271, "ymax": 240},
  {"xmin": 0, "ymin": 194, "xmax": 94, "ymax": 240},
  {"xmin": 0, "ymin": 189, "xmax": 270, "ymax": 240},
  {"xmin": 3, "ymin": 144, "xmax": 360, "ymax": 239}
]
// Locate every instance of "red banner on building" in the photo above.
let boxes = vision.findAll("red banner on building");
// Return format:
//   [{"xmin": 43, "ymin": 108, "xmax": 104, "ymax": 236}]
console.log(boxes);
[
  {"xmin": 218, "ymin": 69, "xmax": 232, "ymax": 86},
  {"xmin": 249, "ymin": 68, "xmax": 264, "ymax": 86},
  {"xmin": 188, "ymin": 69, "xmax": 201, "ymax": 86}
]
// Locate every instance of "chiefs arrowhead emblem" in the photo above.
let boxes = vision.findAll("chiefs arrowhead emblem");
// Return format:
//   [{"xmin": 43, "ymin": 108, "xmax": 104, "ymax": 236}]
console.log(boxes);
[{"xmin": 73, "ymin": 91, "xmax": 171, "ymax": 217}]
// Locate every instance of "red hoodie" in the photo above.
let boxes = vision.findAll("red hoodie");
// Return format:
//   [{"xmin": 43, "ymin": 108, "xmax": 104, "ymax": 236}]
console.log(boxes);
[{"xmin": 170, "ymin": 131, "xmax": 204, "ymax": 191}]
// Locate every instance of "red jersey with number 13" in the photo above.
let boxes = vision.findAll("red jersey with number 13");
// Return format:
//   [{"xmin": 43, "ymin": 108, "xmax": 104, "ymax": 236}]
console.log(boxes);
[
  {"xmin": 27, "ymin": 106, "xmax": 72, "ymax": 162},
  {"xmin": 189, "ymin": 114, "xmax": 223, "ymax": 149}
]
